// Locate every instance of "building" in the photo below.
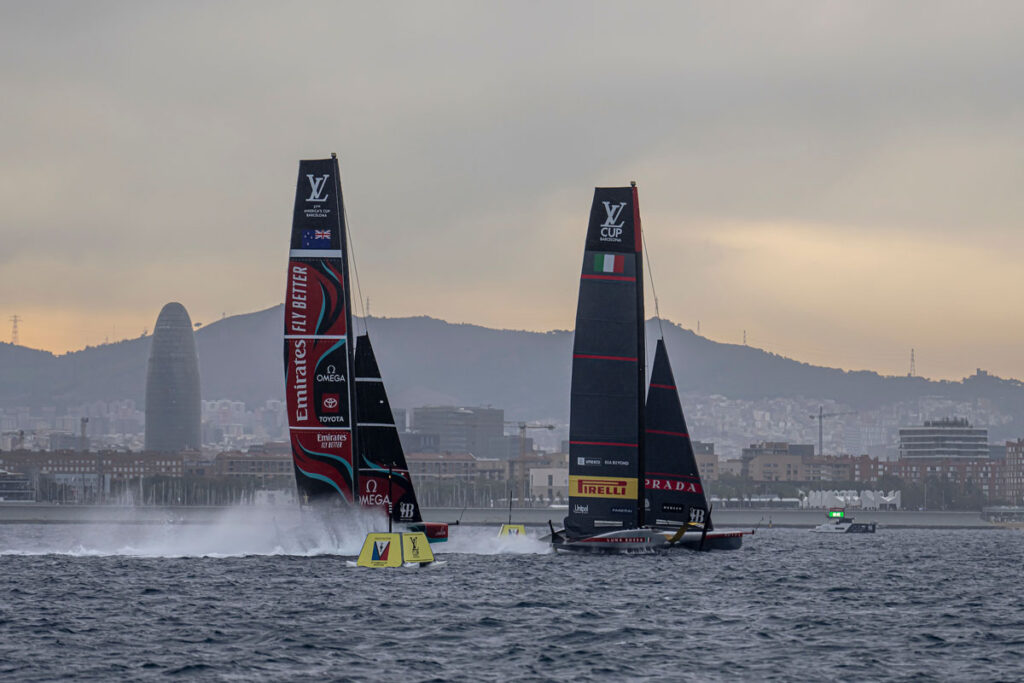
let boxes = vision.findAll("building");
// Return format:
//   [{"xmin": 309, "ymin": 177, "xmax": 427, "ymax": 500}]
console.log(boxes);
[
  {"xmin": 888, "ymin": 457, "xmax": 1005, "ymax": 502},
  {"xmin": 398, "ymin": 431, "xmax": 440, "ymax": 454},
  {"xmin": 0, "ymin": 469, "xmax": 34, "ymax": 502},
  {"xmin": 529, "ymin": 467, "xmax": 568, "ymax": 503},
  {"xmin": 898, "ymin": 417, "xmax": 989, "ymax": 461},
  {"xmin": 1004, "ymin": 439, "xmax": 1024, "ymax": 505},
  {"xmin": 693, "ymin": 440, "xmax": 718, "ymax": 482},
  {"xmin": 144, "ymin": 302, "xmax": 201, "ymax": 452},
  {"xmin": 740, "ymin": 442, "xmax": 814, "ymax": 479},
  {"xmin": 410, "ymin": 406, "xmax": 503, "ymax": 457},
  {"xmin": 213, "ymin": 450, "xmax": 293, "ymax": 480}
]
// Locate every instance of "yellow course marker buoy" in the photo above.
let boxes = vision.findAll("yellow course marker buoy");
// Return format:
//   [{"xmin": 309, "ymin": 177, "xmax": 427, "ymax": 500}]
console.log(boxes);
[
  {"xmin": 357, "ymin": 531, "xmax": 434, "ymax": 567},
  {"xmin": 498, "ymin": 524, "xmax": 526, "ymax": 537}
]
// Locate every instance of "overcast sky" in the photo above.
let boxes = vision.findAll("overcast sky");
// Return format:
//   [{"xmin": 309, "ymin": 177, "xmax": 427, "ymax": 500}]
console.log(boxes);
[{"xmin": 2, "ymin": 1, "xmax": 1023, "ymax": 380}]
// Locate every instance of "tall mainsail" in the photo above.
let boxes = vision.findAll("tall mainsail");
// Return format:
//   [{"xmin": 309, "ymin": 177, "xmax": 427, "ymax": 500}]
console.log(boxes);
[
  {"xmin": 354, "ymin": 333, "xmax": 424, "ymax": 525},
  {"xmin": 644, "ymin": 338, "xmax": 712, "ymax": 529},
  {"xmin": 565, "ymin": 186, "xmax": 646, "ymax": 538},
  {"xmin": 284, "ymin": 157, "xmax": 359, "ymax": 504}
]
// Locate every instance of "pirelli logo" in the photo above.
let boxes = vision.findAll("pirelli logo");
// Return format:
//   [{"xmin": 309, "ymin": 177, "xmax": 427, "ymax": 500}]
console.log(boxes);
[{"xmin": 570, "ymin": 475, "xmax": 638, "ymax": 500}]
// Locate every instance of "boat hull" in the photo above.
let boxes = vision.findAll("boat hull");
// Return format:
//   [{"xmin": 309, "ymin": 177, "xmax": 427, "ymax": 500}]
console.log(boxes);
[
  {"xmin": 553, "ymin": 528, "xmax": 668, "ymax": 554},
  {"xmin": 659, "ymin": 528, "xmax": 752, "ymax": 551},
  {"xmin": 811, "ymin": 521, "xmax": 876, "ymax": 534}
]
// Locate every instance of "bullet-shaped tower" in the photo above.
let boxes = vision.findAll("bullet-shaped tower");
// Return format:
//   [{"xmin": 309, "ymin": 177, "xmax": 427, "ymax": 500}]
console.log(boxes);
[{"xmin": 144, "ymin": 302, "xmax": 201, "ymax": 452}]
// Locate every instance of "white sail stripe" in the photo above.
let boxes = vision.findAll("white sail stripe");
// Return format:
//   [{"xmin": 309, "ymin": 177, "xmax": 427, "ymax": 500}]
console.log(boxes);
[
  {"xmin": 289, "ymin": 426, "xmax": 351, "ymax": 431},
  {"xmin": 289, "ymin": 249, "xmax": 342, "ymax": 258},
  {"xmin": 358, "ymin": 423, "xmax": 396, "ymax": 428},
  {"xmin": 355, "ymin": 377, "xmax": 383, "ymax": 382},
  {"xmin": 282, "ymin": 333, "xmax": 346, "ymax": 339}
]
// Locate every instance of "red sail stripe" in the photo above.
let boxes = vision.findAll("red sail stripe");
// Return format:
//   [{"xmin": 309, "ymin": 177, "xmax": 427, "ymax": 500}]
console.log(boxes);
[
  {"xmin": 573, "ymin": 354, "xmax": 638, "ymax": 362},
  {"xmin": 570, "ymin": 440, "xmax": 638, "ymax": 448},
  {"xmin": 580, "ymin": 274, "xmax": 636, "ymax": 282},
  {"xmin": 646, "ymin": 429, "xmax": 689, "ymax": 437},
  {"xmin": 649, "ymin": 383, "xmax": 676, "ymax": 389}
]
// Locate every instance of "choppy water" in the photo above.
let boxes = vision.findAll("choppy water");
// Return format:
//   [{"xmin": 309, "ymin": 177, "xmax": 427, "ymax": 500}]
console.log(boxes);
[{"xmin": 1, "ymin": 510, "xmax": 1023, "ymax": 681}]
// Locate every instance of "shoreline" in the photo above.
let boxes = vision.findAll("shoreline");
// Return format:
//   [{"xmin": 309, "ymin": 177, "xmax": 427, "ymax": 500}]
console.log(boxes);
[{"xmin": 0, "ymin": 504, "xmax": 997, "ymax": 529}]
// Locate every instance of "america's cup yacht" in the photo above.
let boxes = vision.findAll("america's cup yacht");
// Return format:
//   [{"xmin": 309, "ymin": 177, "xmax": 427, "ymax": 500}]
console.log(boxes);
[{"xmin": 549, "ymin": 183, "xmax": 752, "ymax": 553}]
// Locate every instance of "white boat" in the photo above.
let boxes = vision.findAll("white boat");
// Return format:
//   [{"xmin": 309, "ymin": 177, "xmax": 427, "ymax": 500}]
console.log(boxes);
[{"xmin": 811, "ymin": 508, "xmax": 876, "ymax": 534}]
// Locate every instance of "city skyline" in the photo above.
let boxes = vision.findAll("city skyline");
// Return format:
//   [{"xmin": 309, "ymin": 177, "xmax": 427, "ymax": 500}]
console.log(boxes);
[{"xmin": 2, "ymin": 2, "xmax": 1024, "ymax": 381}]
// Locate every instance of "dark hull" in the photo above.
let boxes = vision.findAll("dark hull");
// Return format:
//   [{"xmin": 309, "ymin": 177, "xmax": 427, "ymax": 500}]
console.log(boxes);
[
  {"xmin": 552, "ymin": 528, "xmax": 668, "ymax": 554},
  {"xmin": 665, "ymin": 529, "xmax": 751, "ymax": 551}
]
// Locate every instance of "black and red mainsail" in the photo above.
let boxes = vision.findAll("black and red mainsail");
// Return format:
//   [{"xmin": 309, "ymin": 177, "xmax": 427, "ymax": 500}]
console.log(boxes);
[
  {"xmin": 284, "ymin": 156, "xmax": 359, "ymax": 504},
  {"xmin": 565, "ymin": 186, "xmax": 646, "ymax": 539},
  {"xmin": 644, "ymin": 338, "xmax": 712, "ymax": 530},
  {"xmin": 354, "ymin": 333, "xmax": 424, "ymax": 525}
]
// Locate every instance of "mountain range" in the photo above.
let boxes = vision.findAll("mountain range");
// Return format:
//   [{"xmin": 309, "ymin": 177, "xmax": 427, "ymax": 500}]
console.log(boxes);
[{"xmin": 3, "ymin": 305, "xmax": 1024, "ymax": 440}]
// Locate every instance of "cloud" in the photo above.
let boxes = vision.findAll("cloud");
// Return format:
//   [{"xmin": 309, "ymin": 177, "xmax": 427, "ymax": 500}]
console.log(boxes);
[{"xmin": 1, "ymin": 1, "xmax": 1022, "ymax": 380}]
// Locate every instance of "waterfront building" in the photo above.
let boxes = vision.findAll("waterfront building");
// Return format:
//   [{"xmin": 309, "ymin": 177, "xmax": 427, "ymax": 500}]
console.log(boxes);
[
  {"xmin": 888, "ymin": 457, "xmax": 1005, "ymax": 502},
  {"xmin": 1006, "ymin": 439, "xmax": 1024, "ymax": 505},
  {"xmin": 410, "ymin": 406, "xmax": 504, "ymax": 457},
  {"xmin": 529, "ymin": 467, "xmax": 568, "ymax": 503},
  {"xmin": 144, "ymin": 303, "xmax": 201, "ymax": 452},
  {"xmin": 898, "ymin": 417, "xmax": 988, "ymax": 461},
  {"xmin": 740, "ymin": 442, "xmax": 814, "ymax": 479},
  {"xmin": 693, "ymin": 440, "xmax": 718, "ymax": 481}
]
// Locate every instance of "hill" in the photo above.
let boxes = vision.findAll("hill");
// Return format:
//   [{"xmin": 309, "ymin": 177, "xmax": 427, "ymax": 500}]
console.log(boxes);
[{"xmin": 2, "ymin": 306, "xmax": 1023, "ymax": 437}]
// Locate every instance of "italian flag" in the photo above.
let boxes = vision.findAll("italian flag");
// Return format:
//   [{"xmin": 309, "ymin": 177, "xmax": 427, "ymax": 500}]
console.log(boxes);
[{"xmin": 593, "ymin": 253, "xmax": 625, "ymax": 274}]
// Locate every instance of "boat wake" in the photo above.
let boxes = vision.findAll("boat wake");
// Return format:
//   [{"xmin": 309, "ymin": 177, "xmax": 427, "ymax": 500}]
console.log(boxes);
[
  {"xmin": 438, "ymin": 526, "xmax": 551, "ymax": 555},
  {"xmin": 0, "ymin": 506, "xmax": 552, "ymax": 558},
  {"xmin": 0, "ymin": 504, "xmax": 381, "ymax": 558}
]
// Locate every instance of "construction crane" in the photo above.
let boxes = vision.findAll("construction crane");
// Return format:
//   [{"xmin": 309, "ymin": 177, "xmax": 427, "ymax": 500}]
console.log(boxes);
[
  {"xmin": 503, "ymin": 421, "xmax": 556, "ymax": 507},
  {"xmin": 808, "ymin": 406, "xmax": 857, "ymax": 456}
]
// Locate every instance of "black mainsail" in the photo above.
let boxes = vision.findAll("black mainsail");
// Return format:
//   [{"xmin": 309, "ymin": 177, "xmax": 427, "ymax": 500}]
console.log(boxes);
[
  {"xmin": 644, "ymin": 338, "xmax": 712, "ymax": 530},
  {"xmin": 565, "ymin": 186, "xmax": 646, "ymax": 539},
  {"xmin": 556, "ymin": 184, "xmax": 750, "ymax": 552},
  {"xmin": 354, "ymin": 333, "xmax": 424, "ymax": 525},
  {"xmin": 284, "ymin": 156, "xmax": 359, "ymax": 504}
]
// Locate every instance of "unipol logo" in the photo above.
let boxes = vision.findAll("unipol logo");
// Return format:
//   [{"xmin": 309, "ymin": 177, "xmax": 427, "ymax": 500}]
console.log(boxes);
[
  {"xmin": 399, "ymin": 502, "xmax": 415, "ymax": 520},
  {"xmin": 306, "ymin": 174, "xmax": 329, "ymax": 203},
  {"xmin": 599, "ymin": 201, "xmax": 626, "ymax": 242}
]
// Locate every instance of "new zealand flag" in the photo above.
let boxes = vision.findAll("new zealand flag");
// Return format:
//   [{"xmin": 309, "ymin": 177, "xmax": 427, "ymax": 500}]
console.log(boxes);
[{"xmin": 302, "ymin": 229, "xmax": 332, "ymax": 249}]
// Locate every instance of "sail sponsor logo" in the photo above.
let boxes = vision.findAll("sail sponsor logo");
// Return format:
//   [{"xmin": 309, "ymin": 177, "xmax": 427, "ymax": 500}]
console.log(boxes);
[
  {"xmin": 316, "ymin": 364, "xmax": 346, "ymax": 383},
  {"xmin": 599, "ymin": 201, "xmax": 626, "ymax": 242},
  {"xmin": 610, "ymin": 505, "xmax": 634, "ymax": 515},
  {"xmin": 570, "ymin": 475, "xmax": 638, "ymax": 500},
  {"xmin": 572, "ymin": 503, "xmax": 589, "ymax": 514},
  {"xmin": 360, "ymin": 479, "xmax": 391, "ymax": 507},
  {"xmin": 304, "ymin": 174, "xmax": 332, "ymax": 219},
  {"xmin": 399, "ymin": 502, "xmax": 415, "ymax": 520},
  {"xmin": 315, "ymin": 431, "xmax": 348, "ymax": 447},
  {"xmin": 322, "ymin": 394, "xmax": 339, "ymax": 412},
  {"xmin": 577, "ymin": 456, "xmax": 629, "ymax": 467},
  {"xmin": 645, "ymin": 477, "xmax": 703, "ymax": 494},
  {"xmin": 292, "ymin": 339, "xmax": 309, "ymax": 422},
  {"xmin": 288, "ymin": 264, "xmax": 309, "ymax": 333},
  {"xmin": 306, "ymin": 174, "xmax": 329, "ymax": 202}
]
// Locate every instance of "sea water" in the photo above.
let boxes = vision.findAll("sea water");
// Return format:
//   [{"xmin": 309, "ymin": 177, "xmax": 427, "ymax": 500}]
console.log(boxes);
[{"xmin": 1, "ymin": 511, "xmax": 1022, "ymax": 681}]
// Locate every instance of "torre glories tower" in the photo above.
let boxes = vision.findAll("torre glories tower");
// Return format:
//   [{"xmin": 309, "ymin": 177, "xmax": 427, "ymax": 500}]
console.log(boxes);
[{"xmin": 144, "ymin": 302, "xmax": 201, "ymax": 452}]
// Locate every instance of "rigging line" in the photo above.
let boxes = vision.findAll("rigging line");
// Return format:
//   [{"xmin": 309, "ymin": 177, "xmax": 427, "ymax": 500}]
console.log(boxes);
[
  {"xmin": 641, "ymin": 228, "xmax": 665, "ymax": 340},
  {"xmin": 342, "ymin": 200, "xmax": 369, "ymax": 336}
]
